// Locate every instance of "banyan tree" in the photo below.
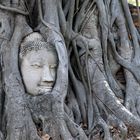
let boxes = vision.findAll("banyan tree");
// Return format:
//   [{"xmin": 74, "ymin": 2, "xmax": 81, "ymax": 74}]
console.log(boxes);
[{"xmin": 0, "ymin": 0, "xmax": 140, "ymax": 139}]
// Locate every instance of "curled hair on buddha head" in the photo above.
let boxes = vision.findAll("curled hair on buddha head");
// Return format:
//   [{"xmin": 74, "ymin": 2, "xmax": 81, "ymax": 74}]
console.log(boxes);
[{"xmin": 19, "ymin": 32, "xmax": 56, "ymax": 59}]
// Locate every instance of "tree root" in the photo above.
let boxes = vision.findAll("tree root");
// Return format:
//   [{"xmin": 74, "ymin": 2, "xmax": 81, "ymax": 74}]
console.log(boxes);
[{"xmin": 108, "ymin": 114, "xmax": 127, "ymax": 139}]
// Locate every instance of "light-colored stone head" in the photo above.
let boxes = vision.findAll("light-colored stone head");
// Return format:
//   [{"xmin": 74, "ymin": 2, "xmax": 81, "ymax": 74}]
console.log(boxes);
[{"xmin": 19, "ymin": 32, "xmax": 58, "ymax": 95}]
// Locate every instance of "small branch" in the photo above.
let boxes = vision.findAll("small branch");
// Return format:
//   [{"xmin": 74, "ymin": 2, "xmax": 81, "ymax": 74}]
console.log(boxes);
[
  {"xmin": 71, "ymin": 40, "xmax": 87, "ymax": 91},
  {"xmin": 74, "ymin": 0, "xmax": 89, "ymax": 32},
  {"xmin": 80, "ymin": 1, "xmax": 96, "ymax": 32},
  {"xmin": 69, "ymin": 63, "xmax": 87, "ymax": 124},
  {"xmin": 0, "ymin": 4, "xmax": 29, "ymax": 15},
  {"xmin": 58, "ymin": 1, "xmax": 67, "ymax": 35},
  {"xmin": 67, "ymin": 0, "xmax": 75, "ymax": 30}
]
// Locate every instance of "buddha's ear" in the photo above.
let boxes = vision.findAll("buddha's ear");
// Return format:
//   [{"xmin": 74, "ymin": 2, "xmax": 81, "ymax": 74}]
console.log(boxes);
[
  {"xmin": 19, "ymin": 41, "xmax": 24, "ymax": 61},
  {"xmin": 19, "ymin": 53, "xmax": 22, "ymax": 60},
  {"xmin": 19, "ymin": 51, "xmax": 23, "ymax": 64}
]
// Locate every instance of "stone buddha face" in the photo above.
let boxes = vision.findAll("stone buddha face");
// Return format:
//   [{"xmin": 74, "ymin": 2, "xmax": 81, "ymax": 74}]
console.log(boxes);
[{"xmin": 20, "ymin": 33, "xmax": 58, "ymax": 95}]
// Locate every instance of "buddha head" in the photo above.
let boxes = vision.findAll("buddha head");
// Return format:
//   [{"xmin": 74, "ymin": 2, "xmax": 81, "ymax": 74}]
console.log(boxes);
[{"xmin": 19, "ymin": 32, "xmax": 58, "ymax": 95}]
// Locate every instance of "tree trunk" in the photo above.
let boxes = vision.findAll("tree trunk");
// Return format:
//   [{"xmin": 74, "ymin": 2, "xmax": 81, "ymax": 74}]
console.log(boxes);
[{"xmin": 0, "ymin": 0, "xmax": 140, "ymax": 140}]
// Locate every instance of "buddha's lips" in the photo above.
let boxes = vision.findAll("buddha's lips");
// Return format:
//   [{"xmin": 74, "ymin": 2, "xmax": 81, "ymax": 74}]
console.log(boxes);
[
  {"xmin": 38, "ymin": 83, "xmax": 53, "ymax": 87},
  {"xmin": 38, "ymin": 87, "xmax": 53, "ymax": 94},
  {"xmin": 38, "ymin": 85, "xmax": 53, "ymax": 88}
]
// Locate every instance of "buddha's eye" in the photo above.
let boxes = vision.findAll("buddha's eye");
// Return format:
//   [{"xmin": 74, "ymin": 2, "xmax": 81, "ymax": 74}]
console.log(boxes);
[
  {"xmin": 49, "ymin": 64, "xmax": 57, "ymax": 69},
  {"xmin": 31, "ymin": 63, "xmax": 42, "ymax": 69}
]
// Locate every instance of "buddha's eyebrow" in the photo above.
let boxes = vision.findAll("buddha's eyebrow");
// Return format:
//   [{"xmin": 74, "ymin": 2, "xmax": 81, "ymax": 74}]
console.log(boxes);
[{"xmin": 29, "ymin": 58, "xmax": 42, "ymax": 64}]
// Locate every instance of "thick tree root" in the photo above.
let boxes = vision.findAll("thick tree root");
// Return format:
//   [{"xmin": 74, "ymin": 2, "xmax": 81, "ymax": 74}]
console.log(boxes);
[
  {"xmin": 80, "ymin": 50, "xmax": 140, "ymax": 135},
  {"xmin": 26, "ymin": 93, "xmax": 88, "ymax": 140},
  {"xmin": 1, "ymin": 0, "xmax": 140, "ymax": 139}
]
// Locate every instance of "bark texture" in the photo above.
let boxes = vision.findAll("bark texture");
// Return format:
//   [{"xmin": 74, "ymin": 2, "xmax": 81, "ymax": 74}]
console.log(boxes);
[{"xmin": 0, "ymin": 0, "xmax": 140, "ymax": 140}]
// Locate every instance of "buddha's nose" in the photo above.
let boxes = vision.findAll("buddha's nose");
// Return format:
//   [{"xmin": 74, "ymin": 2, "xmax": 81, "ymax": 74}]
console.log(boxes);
[{"xmin": 41, "ymin": 65, "xmax": 54, "ymax": 83}]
